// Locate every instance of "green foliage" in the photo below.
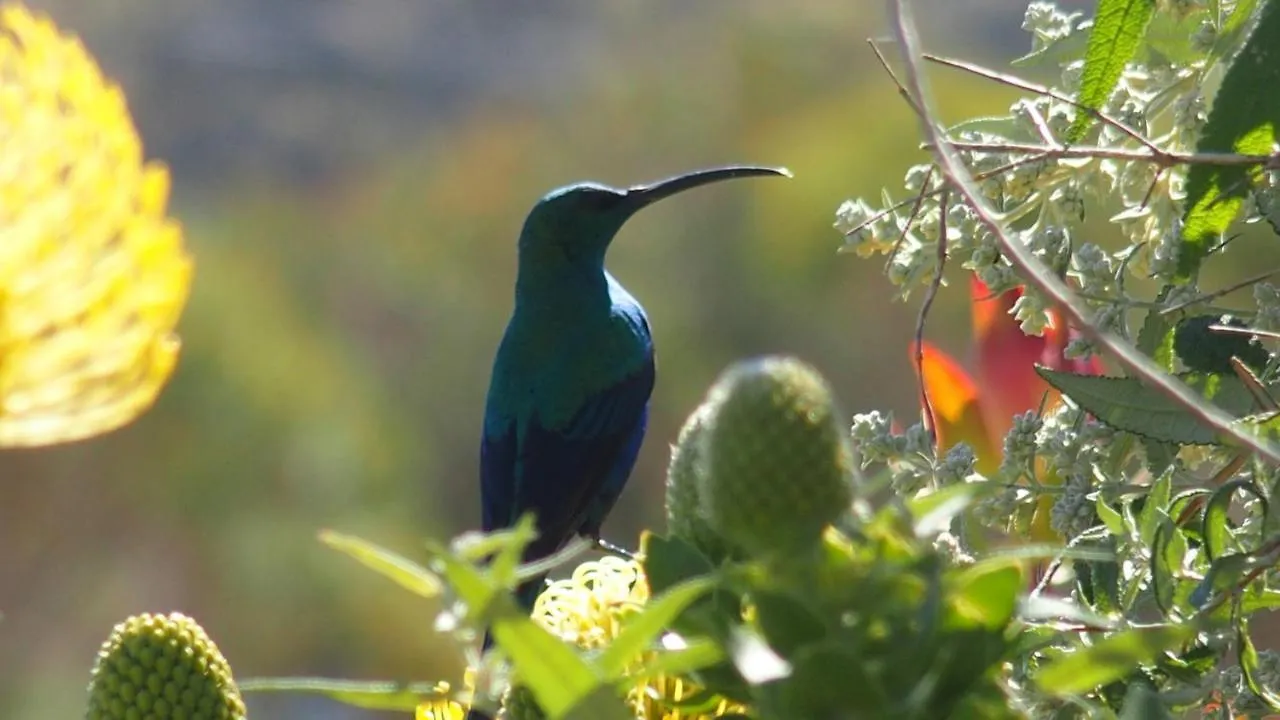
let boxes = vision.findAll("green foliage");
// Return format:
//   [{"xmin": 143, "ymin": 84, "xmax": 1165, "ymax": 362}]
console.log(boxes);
[
  {"xmin": 1066, "ymin": 0, "xmax": 1156, "ymax": 142},
  {"xmin": 1035, "ymin": 367, "xmax": 1261, "ymax": 444},
  {"xmin": 1179, "ymin": 0, "xmax": 1280, "ymax": 279},
  {"xmin": 1172, "ymin": 314, "xmax": 1268, "ymax": 374}
]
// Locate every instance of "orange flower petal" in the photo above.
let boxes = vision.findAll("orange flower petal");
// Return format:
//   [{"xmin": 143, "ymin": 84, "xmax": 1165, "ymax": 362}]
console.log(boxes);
[
  {"xmin": 971, "ymin": 277, "xmax": 1065, "ymax": 443},
  {"xmin": 912, "ymin": 341, "xmax": 999, "ymax": 475}
]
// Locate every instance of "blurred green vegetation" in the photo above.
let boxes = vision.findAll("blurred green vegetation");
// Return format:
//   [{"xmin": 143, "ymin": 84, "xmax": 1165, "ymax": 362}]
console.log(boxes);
[{"xmin": 8, "ymin": 2, "xmax": 1280, "ymax": 719}]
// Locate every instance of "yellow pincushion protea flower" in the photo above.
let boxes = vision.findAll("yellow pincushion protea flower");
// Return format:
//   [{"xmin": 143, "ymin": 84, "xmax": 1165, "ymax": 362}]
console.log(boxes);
[
  {"xmin": 524, "ymin": 556, "xmax": 746, "ymax": 720},
  {"xmin": 0, "ymin": 5, "xmax": 191, "ymax": 446},
  {"xmin": 416, "ymin": 696, "xmax": 466, "ymax": 720}
]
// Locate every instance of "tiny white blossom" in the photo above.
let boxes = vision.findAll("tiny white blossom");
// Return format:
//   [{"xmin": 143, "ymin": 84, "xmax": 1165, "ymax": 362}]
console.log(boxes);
[{"xmin": 1011, "ymin": 291, "xmax": 1052, "ymax": 336}]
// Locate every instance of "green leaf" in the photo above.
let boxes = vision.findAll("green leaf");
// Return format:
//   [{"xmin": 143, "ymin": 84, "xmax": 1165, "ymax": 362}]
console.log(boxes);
[
  {"xmin": 425, "ymin": 544, "xmax": 629, "ymax": 720},
  {"xmin": 947, "ymin": 559, "xmax": 1022, "ymax": 632},
  {"xmin": 1136, "ymin": 302, "xmax": 1177, "ymax": 372},
  {"xmin": 1203, "ymin": 478, "xmax": 1268, "ymax": 560},
  {"xmin": 597, "ymin": 576, "xmax": 715, "ymax": 679},
  {"xmin": 1096, "ymin": 496, "xmax": 1127, "ymax": 537},
  {"xmin": 642, "ymin": 532, "xmax": 714, "ymax": 596},
  {"xmin": 1033, "ymin": 624, "xmax": 1194, "ymax": 695},
  {"xmin": 238, "ymin": 677, "xmax": 449, "ymax": 711},
  {"xmin": 1118, "ymin": 682, "xmax": 1172, "ymax": 720},
  {"xmin": 751, "ymin": 590, "xmax": 827, "ymax": 658},
  {"xmin": 319, "ymin": 530, "xmax": 441, "ymax": 598},
  {"xmin": 1239, "ymin": 619, "xmax": 1280, "ymax": 710},
  {"xmin": 1178, "ymin": 0, "xmax": 1280, "ymax": 280},
  {"xmin": 1139, "ymin": 468, "xmax": 1173, "ymax": 546},
  {"xmin": 628, "ymin": 637, "xmax": 724, "ymax": 681},
  {"xmin": 1066, "ymin": 0, "xmax": 1157, "ymax": 142},
  {"xmin": 1036, "ymin": 368, "xmax": 1260, "ymax": 444},
  {"xmin": 1150, "ymin": 515, "xmax": 1182, "ymax": 615},
  {"xmin": 909, "ymin": 481, "xmax": 983, "ymax": 537}
]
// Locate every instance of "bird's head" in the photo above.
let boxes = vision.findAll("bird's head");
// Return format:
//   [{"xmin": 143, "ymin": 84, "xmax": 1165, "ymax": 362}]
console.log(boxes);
[{"xmin": 517, "ymin": 166, "xmax": 791, "ymax": 270}]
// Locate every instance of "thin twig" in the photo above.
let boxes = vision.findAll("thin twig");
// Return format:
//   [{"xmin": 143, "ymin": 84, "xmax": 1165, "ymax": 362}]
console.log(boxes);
[
  {"xmin": 939, "ymin": 139, "xmax": 1276, "ymax": 168},
  {"xmin": 885, "ymin": 0, "xmax": 1280, "ymax": 466},
  {"xmin": 915, "ymin": 188, "xmax": 950, "ymax": 450},
  {"xmin": 922, "ymin": 53, "xmax": 1160, "ymax": 152},
  {"xmin": 1160, "ymin": 267, "xmax": 1280, "ymax": 314}
]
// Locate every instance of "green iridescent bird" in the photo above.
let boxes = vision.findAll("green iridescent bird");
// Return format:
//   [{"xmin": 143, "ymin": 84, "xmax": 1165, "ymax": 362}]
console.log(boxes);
[{"xmin": 478, "ymin": 164, "xmax": 788, "ymax": 619}]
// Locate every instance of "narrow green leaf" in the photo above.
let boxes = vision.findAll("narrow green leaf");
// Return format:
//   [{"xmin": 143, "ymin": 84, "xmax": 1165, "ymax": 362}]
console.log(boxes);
[
  {"xmin": 319, "ymin": 530, "xmax": 441, "ymax": 598},
  {"xmin": 238, "ymin": 677, "xmax": 448, "ymax": 711},
  {"xmin": 1239, "ymin": 620, "xmax": 1280, "ymax": 710},
  {"xmin": 1178, "ymin": 0, "xmax": 1280, "ymax": 279},
  {"xmin": 425, "ymin": 544, "xmax": 629, "ymax": 720},
  {"xmin": 1096, "ymin": 496, "xmax": 1126, "ymax": 537},
  {"xmin": 627, "ymin": 637, "xmax": 725, "ymax": 681},
  {"xmin": 1139, "ymin": 469, "xmax": 1173, "ymax": 546},
  {"xmin": 597, "ymin": 577, "xmax": 715, "ymax": 679},
  {"xmin": 1034, "ymin": 624, "xmax": 1194, "ymax": 694},
  {"xmin": 1150, "ymin": 516, "xmax": 1179, "ymax": 615},
  {"xmin": 1036, "ymin": 368, "xmax": 1259, "ymax": 444},
  {"xmin": 1203, "ymin": 478, "xmax": 1269, "ymax": 560},
  {"xmin": 1066, "ymin": 0, "xmax": 1157, "ymax": 142}
]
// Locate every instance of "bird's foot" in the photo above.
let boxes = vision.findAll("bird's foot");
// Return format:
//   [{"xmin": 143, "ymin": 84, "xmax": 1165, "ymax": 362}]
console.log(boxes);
[{"xmin": 595, "ymin": 536, "xmax": 638, "ymax": 560}]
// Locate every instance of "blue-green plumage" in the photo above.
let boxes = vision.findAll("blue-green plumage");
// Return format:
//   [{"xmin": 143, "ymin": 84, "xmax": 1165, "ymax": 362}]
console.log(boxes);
[{"xmin": 474, "ymin": 166, "xmax": 788, "ymax": 685}]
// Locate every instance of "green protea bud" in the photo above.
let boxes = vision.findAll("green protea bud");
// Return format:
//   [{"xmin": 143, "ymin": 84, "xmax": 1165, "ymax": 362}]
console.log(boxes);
[
  {"xmin": 665, "ymin": 402, "xmax": 737, "ymax": 563},
  {"xmin": 86, "ymin": 612, "xmax": 246, "ymax": 720},
  {"xmin": 699, "ymin": 356, "xmax": 855, "ymax": 558}
]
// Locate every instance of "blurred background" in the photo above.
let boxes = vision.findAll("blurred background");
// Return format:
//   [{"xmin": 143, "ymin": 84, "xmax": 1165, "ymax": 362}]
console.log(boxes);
[{"xmin": 0, "ymin": 1, "xmax": 1137, "ymax": 717}]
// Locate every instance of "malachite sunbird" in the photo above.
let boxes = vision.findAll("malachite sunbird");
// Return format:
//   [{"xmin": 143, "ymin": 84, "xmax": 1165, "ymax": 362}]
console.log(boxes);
[{"xmin": 476, "ymin": 166, "xmax": 788, "ymax": 648}]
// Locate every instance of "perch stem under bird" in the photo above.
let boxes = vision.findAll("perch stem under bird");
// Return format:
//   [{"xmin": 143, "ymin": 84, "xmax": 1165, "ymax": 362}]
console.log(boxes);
[{"xmin": 469, "ymin": 165, "xmax": 789, "ymax": 718}]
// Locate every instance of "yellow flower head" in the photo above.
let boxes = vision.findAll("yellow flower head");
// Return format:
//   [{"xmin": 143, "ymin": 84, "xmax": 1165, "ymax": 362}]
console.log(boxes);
[
  {"xmin": 526, "ymin": 556, "xmax": 746, "ymax": 720},
  {"xmin": 532, "ymin": 555, "xmax": 650, "ymax": 650},
  {"xmin": 0, "ymin": 6, "xmax": 191, "ymax": 446}
]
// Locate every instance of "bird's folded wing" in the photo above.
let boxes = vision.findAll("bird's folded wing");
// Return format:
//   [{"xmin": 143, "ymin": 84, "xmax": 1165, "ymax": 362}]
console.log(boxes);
[{"xmin": 480, "ymin": 357, "xmax": 654, "ymax": 563}]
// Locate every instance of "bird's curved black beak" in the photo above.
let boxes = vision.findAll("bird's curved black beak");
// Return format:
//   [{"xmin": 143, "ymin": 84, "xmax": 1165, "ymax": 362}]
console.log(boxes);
[{"xmin": 623, "ymin": 165, "xmax": 791, "ymax": 212}]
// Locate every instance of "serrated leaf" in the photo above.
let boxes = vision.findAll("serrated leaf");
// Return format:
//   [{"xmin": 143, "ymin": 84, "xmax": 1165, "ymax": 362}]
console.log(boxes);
[
  {"xmin": 1066, "ymin": 0, "xmax": 1157, "ymax": 142},
  {"xmin": 597, "ymin": 576, "xmax": 715, "ymax": 679},
  {"xmin": 1178, "ymin": 0, "xmax": 1280, "ymax": 280},
  {"xmin": 238, "ymin": 677, "xmax": 449, "ymax": 711},
  {"xmin": 319, "ymin": 530, "xmax": 442, "ymax": 598},
  {"xmin": 1037, "ymin": 368, "xmax": 1259, "ymax": 444},
  {"xmin": 1033, "ymin": 624, "xmax": 1194, "ymax": 695}
]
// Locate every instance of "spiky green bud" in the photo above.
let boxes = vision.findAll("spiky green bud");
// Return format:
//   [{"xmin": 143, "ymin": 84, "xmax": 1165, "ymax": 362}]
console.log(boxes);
[
  {"xmin": 86, "ymin": 612, "xmax": 246, "ymax": 720},
  {"xmin": 699, "ymin": 356, "xmax": 855, "ymax": 558},
  {"xmin": 665, "ymin": 402, "xmax": 737, "ymax": 563}
]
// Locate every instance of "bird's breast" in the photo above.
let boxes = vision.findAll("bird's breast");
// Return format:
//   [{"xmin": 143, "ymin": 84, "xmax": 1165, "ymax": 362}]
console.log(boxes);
[{"xmin": 488, "ymin": 300, "xmax": 652, "ymax": 432}]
